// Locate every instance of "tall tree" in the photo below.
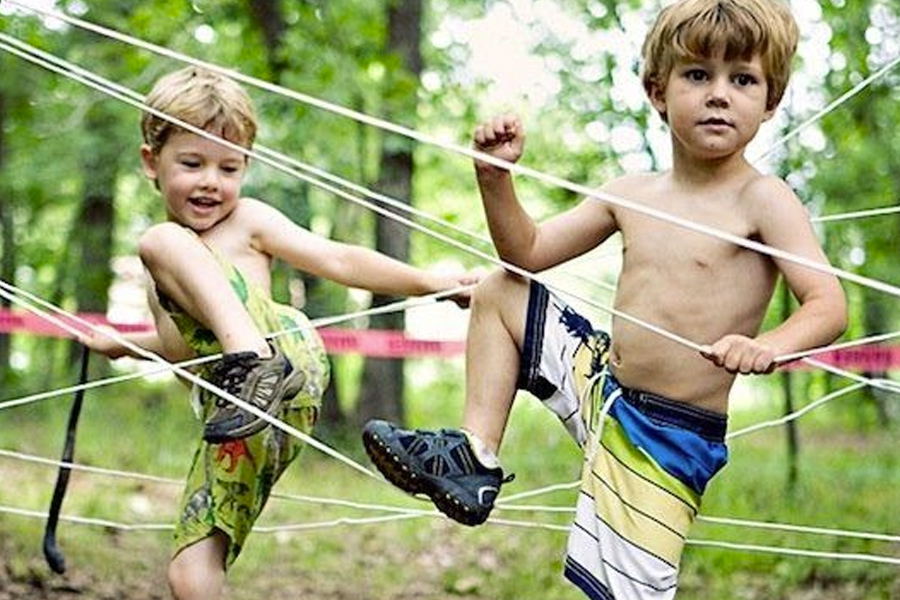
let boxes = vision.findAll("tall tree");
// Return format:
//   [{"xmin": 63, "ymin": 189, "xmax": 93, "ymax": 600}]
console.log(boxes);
[
  {"xmin": 72, "ymin": 105, "xmax": 119, "ymax": 318},
  {"xmin": 0, "ymin": 88, "xmax": 11, "ymax": 383},
  {"xmin": 356, "ymin": 0, "xmax": 423, "ymax": 425}
]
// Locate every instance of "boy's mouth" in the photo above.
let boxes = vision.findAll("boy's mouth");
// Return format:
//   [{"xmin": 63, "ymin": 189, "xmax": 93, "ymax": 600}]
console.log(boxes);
[
  {"xmin": 699, "ymin": 117, "xmax": 732, "ymax": 127},
  {"xmin": 189, "ymin": 196, "xmax": 220, "ymax": 208}
]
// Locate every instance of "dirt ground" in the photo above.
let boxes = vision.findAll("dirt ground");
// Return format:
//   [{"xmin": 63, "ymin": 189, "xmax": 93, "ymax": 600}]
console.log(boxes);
[
  {"xmin": 0, "ymin": 532, "xmax": 487, "ymax": 600},
  {"xmin": 1, "ymin": 519, "xmax": 896, "ymax": 600},
  {"xmin": 2, "ymin": 543, "xmax": 897, "ymax": 600}
]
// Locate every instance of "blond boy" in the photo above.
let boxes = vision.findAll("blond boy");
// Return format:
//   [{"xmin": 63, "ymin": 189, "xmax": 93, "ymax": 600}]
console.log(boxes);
[
  {"xmin": 85, "ymin": 66, "xmax": 477, "ymax": 600},
  {"xmin": 363, "ymin": 1, "xmax": 847, "ymax": 598}
]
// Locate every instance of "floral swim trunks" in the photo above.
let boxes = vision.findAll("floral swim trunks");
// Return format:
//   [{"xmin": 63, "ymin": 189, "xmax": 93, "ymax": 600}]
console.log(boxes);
[{"xmin": 161, "ymin": 246, "xmax": 329, "ymax": 566}]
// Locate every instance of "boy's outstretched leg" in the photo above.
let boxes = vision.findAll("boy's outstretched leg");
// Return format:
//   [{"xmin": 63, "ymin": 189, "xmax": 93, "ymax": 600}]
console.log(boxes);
[
  {"xmin": 363, "ymin": 270, "xmax": 528, "ymax": 525},
  {"xmin": 140, "ymin": 223, "xmax": 304, "ymax": 442}
]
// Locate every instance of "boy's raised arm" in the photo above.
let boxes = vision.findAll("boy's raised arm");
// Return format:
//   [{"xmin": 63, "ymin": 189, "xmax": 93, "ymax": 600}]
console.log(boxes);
[
  {"xmin": 473, "ymin": 114, "xmax": 619, "ymax": 273},
  {"xmin": 473, "ymin": 114, "xmax": 538, "ymax": 267},
  {"xmin": 251, "ymin": 199, "xmax": 480, "ymax": 305}
]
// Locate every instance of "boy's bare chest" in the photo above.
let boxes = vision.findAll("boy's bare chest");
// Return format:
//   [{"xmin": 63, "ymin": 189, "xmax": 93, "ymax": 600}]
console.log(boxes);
[
  {"xmin": 619, "ymin": 205, "xmax": 755, "ymax": 272},
  {"xmin": 198, "ymin": 226, "xmax": 271, "ymax": 290}
]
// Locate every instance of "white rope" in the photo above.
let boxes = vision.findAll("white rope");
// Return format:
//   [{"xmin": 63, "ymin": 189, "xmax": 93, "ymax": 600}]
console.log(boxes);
[
  {"xmin": 3, "ymin": 502, "xmax": 898, "ymax": 565},
  {"xmin": 752, "ymin": 52, "xmax": 900, "ymax": 163},
  {"xmin": 3, "ymin": 5, "xmax": 900, "ymax": 569},
  {"xmin": 0, "ymin": 280, "xmax": 382, "ymax": 481},
  {"xmin": 812, "ymin": 204, "xmax": 900, "ymax": 224},
  {"xmin": 0, "ymin": 505, "xmax": 172, "ymax": 531},
  {"xmin": 0, "ymin": 38, "xmax": 709, "ymax": 357},
  {"xmin": 777, "ymin": 327, "xmax": 900, "ymax": 364},
  {"xmin": 0, "ymin": 32, "xmax": 892, "ymax": 490},
  {"xmin": 686, "ymin": 538, "xmax": 900, "ymax": 565},
  {"xmin": 725, "ymin": 382, "xmax": 869, "ymax": 440},
  {"xmin": 0, "ymin": 503, "xmax": 433, "ymax": 533},
  {"xmin": 12, "ymin": 0, "xmax": 900, "ymax": 216},
  {"xmin": 0, "ymin": 279, "xmax": 474, "ymax": 411},
  {"xmin": 9, "ymin": 32, "xmax": 900, "ymax": 371},
  {"xmin": 696, "ymin": 515, "xmax": 900, "ymax": 545},
  {"xmin": 10, "ymin": 32, "xmax": 900, "ymax": 376},
  {"xmin": 4, "ymin": 411, "xmax": 899, "ymax": 557},
  {"xmin": 6, "ymin": 7, "xmax": 900, "ymax": 304},
  {"xmin": 0, "ymin": 446, "xmax": 434, "ymax": 516},
  {"xmin": 0, "ymin": 33, "xmax": 497, "ymax": 254}
]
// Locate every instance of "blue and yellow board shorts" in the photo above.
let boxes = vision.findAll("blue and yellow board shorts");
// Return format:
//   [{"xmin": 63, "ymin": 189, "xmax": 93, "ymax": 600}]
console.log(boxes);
[
  {"xmin": 518, "ymin": 282, "xmax": 728, "ymax": 600},
  {"xmin": 160, "ymin": 245, "xmax": 330, "ymax": 566}
]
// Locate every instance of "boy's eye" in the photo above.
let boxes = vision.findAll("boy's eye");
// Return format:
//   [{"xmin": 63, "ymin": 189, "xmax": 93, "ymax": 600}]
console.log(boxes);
[
  {"xmin": 221, "ymin": 165, "xmax": 241, "ymax": 174},
  {"xmin": 734, "ymin": 73, "xmax": 758, "ymax": 86},
  {"xmin": 181, "ymin": 160, "xmax": 200, "ymax": 168},
  {"xmin": 685, "ymin": 69, "xmax": 707, "ymax": 82}
]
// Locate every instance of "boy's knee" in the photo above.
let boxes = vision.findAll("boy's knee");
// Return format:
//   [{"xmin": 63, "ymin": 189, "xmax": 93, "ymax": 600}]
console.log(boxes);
[
  {"xmin": 167, "ymin": 560, "xmax": 195, "ymax": 600},
  {"xmin": 473, "ymin": 269, "xmax": 529, "ymax": 307},
  {"xmin": 168, "ymin": 557, "xmax": 223, "ymax": 600},
  {"xmin": 138, "ymin": 222, "xmax": 194, "ymax": 267}
]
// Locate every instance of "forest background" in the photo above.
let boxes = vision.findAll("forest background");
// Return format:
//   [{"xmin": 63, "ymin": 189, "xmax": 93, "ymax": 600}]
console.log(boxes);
[{"xmin": 0, "ymin": 0, "xmax": 898, "ymax": 598}]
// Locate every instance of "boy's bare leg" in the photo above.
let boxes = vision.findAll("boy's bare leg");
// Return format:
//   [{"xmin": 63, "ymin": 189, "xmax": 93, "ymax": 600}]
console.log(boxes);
[
  {"xmin": 168, "ymin": 532, "xmax": 228, "ymax": 600},
  {"xmin": 461, "ymin": 270, "xmax": 529, "ymax": 455},
  {"xmin": 139, "ymin": 223, "xmax": 270, "ymax": 356},
  {"xmin": 141, "ymin": 222, "xmax": 301, "ymax": 442}
]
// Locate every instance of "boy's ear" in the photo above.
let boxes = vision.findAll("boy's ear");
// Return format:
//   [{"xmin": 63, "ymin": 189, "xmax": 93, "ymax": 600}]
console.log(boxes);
[
  {"xmin": 139, "ymin": 144, "xmax": 159, "ymax": 180},
  {"xmin": 648, "ymin": 80, "xmax": 667, "ymax": 116}
]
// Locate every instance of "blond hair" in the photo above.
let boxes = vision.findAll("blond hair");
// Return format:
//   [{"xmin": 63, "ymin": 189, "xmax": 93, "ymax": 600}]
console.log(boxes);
[
  {"xmin": 641, "ymin": 0, "xmax": 799, "ymax": 115},
  {"xmin": 141, "ymin": 66, "xmax": 257, "ymax": 154}
]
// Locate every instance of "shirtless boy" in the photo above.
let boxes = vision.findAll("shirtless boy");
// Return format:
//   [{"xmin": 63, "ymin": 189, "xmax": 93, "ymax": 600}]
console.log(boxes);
[
  {"xmin": 362, "ymin": 1, "xmax": 847, "ymax": 598},
  {"xmin": 84, "ymin": 66, "xmax": 477, "ymax": 600}
]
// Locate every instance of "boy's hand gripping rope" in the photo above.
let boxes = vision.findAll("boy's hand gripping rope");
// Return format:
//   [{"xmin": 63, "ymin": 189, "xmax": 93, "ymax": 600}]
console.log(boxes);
[{"xmin": 42, "ymin": 344, "xmax": 90, "ymax": 574}]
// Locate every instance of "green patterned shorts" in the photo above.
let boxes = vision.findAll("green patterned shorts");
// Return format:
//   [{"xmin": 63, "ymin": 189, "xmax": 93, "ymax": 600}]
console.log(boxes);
[{"xmin": 162, "ymin": 252, "xmax": 329, "ymax": 566}]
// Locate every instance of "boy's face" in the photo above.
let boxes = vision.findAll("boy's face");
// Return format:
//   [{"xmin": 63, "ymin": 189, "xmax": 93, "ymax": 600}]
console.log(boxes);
[
  {"xmin": 140, "ymin": 131, "xmax": 247, "ymax": 232},
  {"xmin": 650, "ymin": 50, "xmax": 774, "ymax": 160}
]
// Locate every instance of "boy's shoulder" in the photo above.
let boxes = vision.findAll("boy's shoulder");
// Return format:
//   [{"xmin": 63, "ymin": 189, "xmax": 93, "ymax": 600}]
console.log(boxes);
[
  {"xmin": 229, "ymin": 196, "xmax": 284, "ymax": 223},
  {"xmin": 738, "ymin": 173, "xmax": 803, "ymax": 212},
  {"xmin": 601, "ymin": 171, "xmax": 662, "ymax": 198},
  {"xmin": 199, "ymin": 197, "xmax": 286, "ymax": 240}
]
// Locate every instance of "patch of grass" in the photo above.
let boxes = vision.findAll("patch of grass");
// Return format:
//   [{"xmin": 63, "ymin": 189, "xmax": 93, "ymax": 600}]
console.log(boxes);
[{"xmin": 0, "ymin": 367, "xmax": 898, "ymax": 599}]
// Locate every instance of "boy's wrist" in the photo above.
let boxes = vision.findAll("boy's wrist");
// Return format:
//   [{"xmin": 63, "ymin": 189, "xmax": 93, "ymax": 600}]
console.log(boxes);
[{"xmin": 475, "ymin": 161, "xmax": 512, "ymax": 182}]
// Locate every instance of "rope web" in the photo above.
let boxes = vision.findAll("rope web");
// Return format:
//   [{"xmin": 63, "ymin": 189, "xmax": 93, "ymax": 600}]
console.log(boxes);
[{"xmin": 1, "ymin": 0, "xmax": 899, "ymax": 572}]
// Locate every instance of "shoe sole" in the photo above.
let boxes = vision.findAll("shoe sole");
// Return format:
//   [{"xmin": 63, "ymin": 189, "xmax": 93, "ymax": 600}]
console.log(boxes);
[{"xmin": 361, "ymin": 424, "xmax": 488, "ymax": 526}]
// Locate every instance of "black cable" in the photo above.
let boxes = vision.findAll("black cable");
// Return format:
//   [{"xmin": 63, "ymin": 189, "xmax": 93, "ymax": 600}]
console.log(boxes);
[{"xmin": 43, "ymin": 343, "xmax": 90, "ymax": 574}]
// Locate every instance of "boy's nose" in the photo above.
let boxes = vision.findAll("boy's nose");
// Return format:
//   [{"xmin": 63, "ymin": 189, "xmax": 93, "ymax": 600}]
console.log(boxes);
[
  {"xmin": 198, "ymin": 167, "xmax": 219, "ymax": 190},
  {"xmin": 706, "ymin": 80, "xmax": 730, "ymax": 107}
]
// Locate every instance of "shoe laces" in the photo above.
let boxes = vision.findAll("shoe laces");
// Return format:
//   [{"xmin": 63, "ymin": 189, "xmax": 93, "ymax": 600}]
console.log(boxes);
[{"xmin": 211, "ymin": 353, "xmax": 259, "ymax": 407}]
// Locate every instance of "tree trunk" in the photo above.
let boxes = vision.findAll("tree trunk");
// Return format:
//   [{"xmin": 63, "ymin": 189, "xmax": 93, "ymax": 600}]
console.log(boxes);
[
  {"xmin": 246, "ymin": 0, "xmax": 287, "ymax": 76},
  {"xmin": 861, "ymin": 290, "xmax": 891, "ymax": 427},
  {"xmin": 245, "ymin": 0, "xmax": 348, "ymax": 427},
  {"xmin": 779, "ymin": 284, "xmax": 799, "ymax": 492},
  {"xmin": 0, "ymin": 89, "xmax": 12, "ymax": 383},
  {"xmin": 68, "ymin": 106, "xmax": 119, "ymax": 367},
  {"xmin": 355, "ymin": 0, "xmax": 423, "ymax": 426}
]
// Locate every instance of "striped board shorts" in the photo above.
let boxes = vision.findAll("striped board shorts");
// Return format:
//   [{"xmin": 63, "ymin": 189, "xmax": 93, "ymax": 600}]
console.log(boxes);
[{"xmin": 518, "ymin": 282, "xmax": 728, "ymax": 599}]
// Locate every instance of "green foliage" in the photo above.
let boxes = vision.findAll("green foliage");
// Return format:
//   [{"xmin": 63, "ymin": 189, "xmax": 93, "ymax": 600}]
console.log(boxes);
[{"xmin": 1, "ymin": 2, "xmax": 900, "ymax": 594}]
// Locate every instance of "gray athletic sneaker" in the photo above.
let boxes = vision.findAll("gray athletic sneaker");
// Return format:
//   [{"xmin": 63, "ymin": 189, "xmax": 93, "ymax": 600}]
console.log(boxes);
[
  {"xmin": 362, "ymin": 419, "xmax": 513, "ymax": 526},
  {"xmin": 203, "ymin": 345, "xmax": 304, "ymax": 443}
]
